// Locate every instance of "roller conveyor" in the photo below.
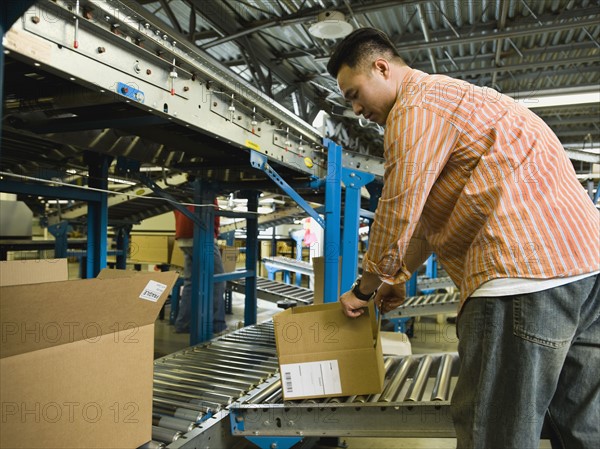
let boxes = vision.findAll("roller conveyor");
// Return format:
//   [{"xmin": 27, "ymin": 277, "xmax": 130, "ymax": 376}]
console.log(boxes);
[
  {"xmin": 228, "ymin": 277, "xmax": 314, "ymax": 305},
  {"xmin": 262, "ymin": 256, "xmax": 314, "ymax": 277},
  {"xmin": 417, "ymin": 276, "xmax": 456, "ymax": 291},
  {"xmin": 147, "ymin": 322, "xmax": 461, "ymax": 448},
  {"xmin": 230, "ymin": 352, "xmax": 459, "ymax": 439},
  {"xmin": 385, "ymin": 292, "xmax": 461, "ymax": 318}
]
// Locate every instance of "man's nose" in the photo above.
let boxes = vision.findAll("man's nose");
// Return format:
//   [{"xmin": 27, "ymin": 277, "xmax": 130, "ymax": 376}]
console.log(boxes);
[{"xmin": 352, "ymin": 102, "xmax": 363, "ymax": 116}]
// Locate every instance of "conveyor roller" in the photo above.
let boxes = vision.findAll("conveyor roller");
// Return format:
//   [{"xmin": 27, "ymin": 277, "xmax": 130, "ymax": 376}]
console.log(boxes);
[{"xmin": 148, "ymin": 321, "xmax": 461, "ymax": 447}]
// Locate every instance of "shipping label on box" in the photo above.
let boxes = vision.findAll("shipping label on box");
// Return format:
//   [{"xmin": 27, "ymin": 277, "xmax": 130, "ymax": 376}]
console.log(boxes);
[
  {"xmin": 273, "ymin": 301, "xmax": 384, "ymax": 400},
  {"xmin": 281, "ymin": 359, "xmax": 342, "ymax": 398}
]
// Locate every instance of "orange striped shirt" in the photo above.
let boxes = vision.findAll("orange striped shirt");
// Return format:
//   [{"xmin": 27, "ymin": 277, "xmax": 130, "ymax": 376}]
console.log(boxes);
[{"xmin": 362, "ymin": 68, "xmax": 600, "ymax": 308}]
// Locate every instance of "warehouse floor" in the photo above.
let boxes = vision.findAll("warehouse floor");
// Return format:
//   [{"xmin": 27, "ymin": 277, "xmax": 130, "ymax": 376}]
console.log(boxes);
[{"xmin": 153, "ymin": 293, "xmax": 552, "ymax": 449}]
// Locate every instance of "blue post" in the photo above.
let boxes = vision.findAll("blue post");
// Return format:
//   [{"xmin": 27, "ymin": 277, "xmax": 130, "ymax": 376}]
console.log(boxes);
[
  {"xmin": 425, "ymin": 253, "xmax": 438, "ymax": 278},
  {"xmin": 323, "ymin": 139, "xmax": 342, "ymax": 303},
  {"xmin": 85, "ymin": 152, "xmax": 111, "ymax": 278},
  {"xmin": 242, "ymin": 190, "xmax": 259, "ymax": 326},
  {"xmin": 290, "ymin": 229, "xmax": 304, "ymax": 286},
  {"xmin": 365, "ymin": 182, "xmax": 383, "ymax": 250},
  {"xmin": 48, "ymin": 221, "xmax": 69, "ymax": 259},
  {"xmin": 340, "ymin": 168, "xmax": 375, "ymax": 293},
  {"xmin": 406, "ymin": 272, "xmax": 418, "ymax": 297},
  {"xmin": 190, "ymin": 181, "xmax": 215, "ymax": 345},
  {"xmin": 115, "ymin": 225, "xmax": 131, "ymax": 270}
]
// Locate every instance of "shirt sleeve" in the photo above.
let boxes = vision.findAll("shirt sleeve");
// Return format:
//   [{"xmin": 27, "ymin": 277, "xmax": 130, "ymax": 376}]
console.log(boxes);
[{"xmin": 363, "ymin": 105, "xmax": 460, "ymax": 284}]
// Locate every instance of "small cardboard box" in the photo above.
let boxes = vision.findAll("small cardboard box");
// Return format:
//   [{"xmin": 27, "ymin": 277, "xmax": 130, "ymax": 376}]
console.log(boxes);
[
  {"xmin": 0, "ymin": 259, "xmax": 178, "ymax": 449},
  {"xmin": 273, "ymin": 301, "xmax": 384, "ymax": 400},
  {"xmin": 221, "ymin": 246, "xmax": 239, "ymax": 273},
  {"xmin": 129, "ymin": 234, "xmax": 170, "ymax": 264},
  {"xmin": 169, "ymin": 236, "xmax": 186, "ymax": 268}
]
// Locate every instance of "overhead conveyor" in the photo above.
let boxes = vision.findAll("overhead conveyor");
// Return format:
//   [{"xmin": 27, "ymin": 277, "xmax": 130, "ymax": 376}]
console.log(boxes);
[{"xmin": 147, "ymin": 321, "xmax": 460, "ymax": 448}]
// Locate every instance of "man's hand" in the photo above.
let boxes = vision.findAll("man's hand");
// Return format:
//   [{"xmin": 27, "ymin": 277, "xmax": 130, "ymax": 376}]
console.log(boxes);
[
  {"xmin": 340, "ymin": 289, "xmax": 370, "ymax": 318},
  {"xmin": 374, "ymin": 283, "xmax": 405, "ymax": 314}
]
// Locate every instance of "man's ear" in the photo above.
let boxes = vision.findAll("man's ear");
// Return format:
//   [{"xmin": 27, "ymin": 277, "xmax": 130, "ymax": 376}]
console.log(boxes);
[{"xmin": 373, "ymin": 58, "xmax": 391, "ymax": 79}]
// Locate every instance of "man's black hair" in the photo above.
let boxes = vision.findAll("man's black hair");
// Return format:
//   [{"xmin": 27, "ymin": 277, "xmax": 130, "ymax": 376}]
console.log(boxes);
[{"xmin": 327, "ymin": 27, "xmax": 401, "ymax": 78}]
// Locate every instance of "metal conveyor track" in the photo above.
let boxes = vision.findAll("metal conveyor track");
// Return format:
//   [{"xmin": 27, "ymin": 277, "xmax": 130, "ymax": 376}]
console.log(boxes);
[
  {"xmin": 146, "ymin": 321, "xmax": 461, "ymax": 448},
  {"xmin": 228, "ymin": 277, "xmax": 314, "ymax": 306}
]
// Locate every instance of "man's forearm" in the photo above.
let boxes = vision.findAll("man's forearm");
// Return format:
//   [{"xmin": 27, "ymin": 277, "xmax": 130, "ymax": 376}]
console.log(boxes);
[{"xmin": 360, "ymin": 235, "xmax": 432, "ymax": 294}]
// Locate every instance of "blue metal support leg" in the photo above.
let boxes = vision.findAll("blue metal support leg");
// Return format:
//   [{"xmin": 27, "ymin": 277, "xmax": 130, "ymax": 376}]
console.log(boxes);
[
  {"xmin": 241, "ymin": 190, "xmax": 259, "ymax": 326},
  {"xmin": 340, "ymin": 168, "xmax": 375, "ymax": 292},
  {"xmin": 364, "ymin": 182, "xmax": 383, "ymax": 251},
  {"xmin": 290, "ymin": 229, "xmax": 304, "ymax": 286},
  {"xmin": 190, "ymin": 181, "xmax": 215, "ymax": 345},
  {"xmin": 426, "ymin": 253, "xmax": 438, "ymax": 279},
  {"xmin": 406, "ymin": 271, "xmax": 418, "ymax": 297},
  {"xmin": 48, "ymin": 221, "xmax": 70, "ymax": 259},
  {"xmin": 323, "ymin": 139, "xmax": 342, "ymax": 302},
  {"xmin": 115, "ymin": 225, "xmax": 131, "ymax": 270},
  {"xmin": 84, "ymin": 152, "xmax": 111, "ymax": 278}
]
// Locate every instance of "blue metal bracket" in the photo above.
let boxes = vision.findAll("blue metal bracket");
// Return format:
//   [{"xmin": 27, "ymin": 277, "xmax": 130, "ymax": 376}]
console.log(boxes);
[
  {"xmin": 290, "ymin": 229, "xmax": 305, "ymax": 286},
  {"xmin": 229, "ymin": 409, "xmax": 301, "ymax": 449},
  {"xmin": 116, "ymin": 82, "xmax": 145, "ymax": 103},
  {"xmin": 137, "ymin": 174, "xmax": 205, "ymax": 229},
  {"xmin": 245, "ymin": 437, "xmax": 302, "ymax": 449},
  {"xmin": 48, "ymin": 221, "xmax": 70, "ymax": 259},
  {"xmin": 406, "ymin": 271, "xmax": 418, "ymax": 297},
  {"xmin": 250, "ymin": 150, "xmax": 325, "ymax": 228},
  {"xmin": 340, "ymin": 168, "xmax": 375, "ymax": 293},
  {"xmin": 426, "ymin": 253, "xmax": 438, "ymax": 279}
]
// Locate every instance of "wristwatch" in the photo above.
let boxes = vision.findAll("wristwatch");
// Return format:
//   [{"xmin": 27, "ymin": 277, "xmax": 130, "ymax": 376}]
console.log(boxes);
[{"xmin": 351, "ymin": 278, "xmax": 377, "ymax": 302}]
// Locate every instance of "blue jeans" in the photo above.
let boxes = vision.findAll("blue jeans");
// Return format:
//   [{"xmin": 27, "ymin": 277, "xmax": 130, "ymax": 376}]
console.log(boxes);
[
  {"xmin": 452, "ymin": 274, "xmax": 600, "ymax": 449},
  {"xmin": 175, "ymin": 240, "xmax": 227, "ymax": 334}
]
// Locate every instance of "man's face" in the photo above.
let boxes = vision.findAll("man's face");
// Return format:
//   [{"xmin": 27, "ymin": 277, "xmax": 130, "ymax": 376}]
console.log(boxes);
[{"xmin": 337, "ymin": 60, "xmax": 396, "ymax": 126}]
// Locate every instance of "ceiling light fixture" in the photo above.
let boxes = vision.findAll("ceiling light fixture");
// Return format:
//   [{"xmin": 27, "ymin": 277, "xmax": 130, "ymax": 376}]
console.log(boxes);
[{"xmin": 308, "ymin": 11, "xmax": 353, "ymax": 39}]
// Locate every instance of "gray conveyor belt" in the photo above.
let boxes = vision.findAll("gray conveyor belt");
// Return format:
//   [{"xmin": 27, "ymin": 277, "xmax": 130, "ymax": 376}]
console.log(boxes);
[
  {"xmin": 148, "ymin": 322, "xmax": 462, "ymax": 448},
  {"xmin": 262, "ymin": 256, "xmax": 314, "ymax": 276},
  {"xmin": 228, "ymin": 277, "xmax": 314, "ymax": 305},
  {"xmin": 385, "ymin": 292, "xmax": 461, "ymax": 318}
]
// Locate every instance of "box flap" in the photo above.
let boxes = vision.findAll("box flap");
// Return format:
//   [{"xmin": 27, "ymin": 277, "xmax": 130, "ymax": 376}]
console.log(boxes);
[
  {"xmin": 0, "ymin": 259, "xmax": 68, "ymax": 287},
  {"xmin": 273, "ymin": 301, "xmax": 377, "ymax": 357},
  {"xmin": 0, "ymin": 270, "xmax": 178, "ymax": 359}
]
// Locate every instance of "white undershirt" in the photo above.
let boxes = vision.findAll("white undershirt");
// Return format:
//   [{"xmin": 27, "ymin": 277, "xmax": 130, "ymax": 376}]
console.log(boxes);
[{"xmin": 469, "ymin": 271, "xmax": 599, "ymax": 297}]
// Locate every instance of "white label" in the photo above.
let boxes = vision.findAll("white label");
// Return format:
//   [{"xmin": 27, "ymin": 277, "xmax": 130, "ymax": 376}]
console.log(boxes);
[
  {"xmin": 280, "ymin": 360, "xmax": 342, "ymax": 399},
  {"xmin": 139, "ymin": 280, "xmax": 167, "ymax": 302}
]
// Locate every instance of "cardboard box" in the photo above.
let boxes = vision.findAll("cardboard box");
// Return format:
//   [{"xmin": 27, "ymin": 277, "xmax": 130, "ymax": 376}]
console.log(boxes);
[
  {"xmin": 221, "ymin": 246, "xmax": 239, "ymax": 273},
  {"xmin": 0, "ymin": 259, "xmax": 178, "ymax": 449},
  {"xmin": 0, "ymin": 258, "xmax": 68, "ymax": 286},
  {"xmin": 169, "ymin": 237, "xmax": 186, "ymax": 268},
  {"xmin": 129, "ymin": 234, "xmax": 170, "ymax": 264},
  {"xmin": 169, "ymin": 242, "xmax": 238, "ymax": 273},
  {"xmin": 273, "ymin": 301, "xmax": 384, "ymax": 400}
]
